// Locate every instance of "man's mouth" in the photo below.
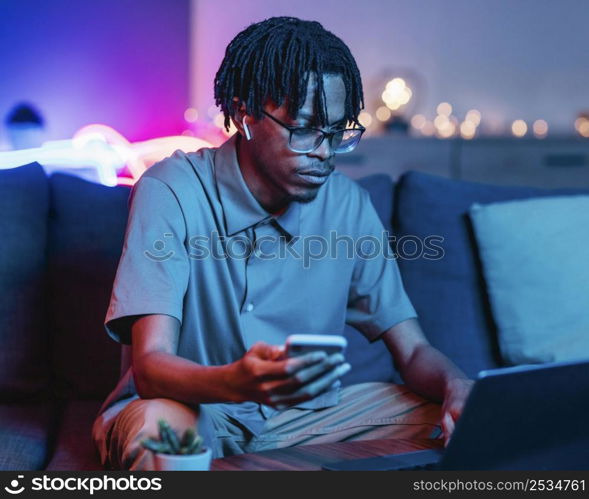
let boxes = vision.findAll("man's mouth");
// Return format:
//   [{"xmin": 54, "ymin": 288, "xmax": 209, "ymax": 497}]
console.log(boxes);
[{"xmin": 296, "ymin": 169, "xmax": 332, "ymax": 185}]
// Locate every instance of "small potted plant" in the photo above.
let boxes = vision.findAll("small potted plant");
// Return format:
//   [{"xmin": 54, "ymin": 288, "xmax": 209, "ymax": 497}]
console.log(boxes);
[{"xmin": 141, "ymin": 419, "xmax": 212, "ymax": 471}]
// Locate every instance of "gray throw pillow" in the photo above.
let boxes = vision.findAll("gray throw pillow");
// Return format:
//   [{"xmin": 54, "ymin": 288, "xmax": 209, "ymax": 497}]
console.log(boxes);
[{"xmin": 469, "ymin": 196, "xmax": 589, "ymax": 365}]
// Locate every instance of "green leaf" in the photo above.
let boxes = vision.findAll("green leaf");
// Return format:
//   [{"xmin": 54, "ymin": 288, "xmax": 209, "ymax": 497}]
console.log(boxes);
[
  {"xmin": 141, "ymin": 439, "xmax": 172, "ymax": 454},
  {"xmin": 186, "ymin": 435, "xmax": 204, "ymax": 454},
  {"xmin": 161, "ymin": 424, "xmax": 181, "ymax": 453},
  {"xmin": 180, "ymin": 427, "xmax": 197, "ymax": 449},
  {"xmin": 157, "ymin": 420, "xmax": 168, "ymax": 442}
]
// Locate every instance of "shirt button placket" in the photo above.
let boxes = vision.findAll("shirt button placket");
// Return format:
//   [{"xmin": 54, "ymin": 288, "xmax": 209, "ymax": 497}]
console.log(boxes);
[{"xmin": 242, "ymin": 222, "xmax": 266, "ymax": 317}]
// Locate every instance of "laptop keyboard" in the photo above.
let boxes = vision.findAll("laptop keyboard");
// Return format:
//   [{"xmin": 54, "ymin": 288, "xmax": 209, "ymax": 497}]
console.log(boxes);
[
  {"xmin": 323, "ymin": 449, "xmax": 443, "ymax": 471},
  {"xmin": 399, "ymin": 461, "xmax": 438, "ymax": 471}
]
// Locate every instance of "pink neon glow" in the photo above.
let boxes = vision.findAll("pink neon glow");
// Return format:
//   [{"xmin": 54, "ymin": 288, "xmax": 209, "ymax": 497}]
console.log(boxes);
[
  {"xmin": 72, "ymin": 124, "xmax": 213, "ymax": 185},
  {"xmin": 0, "ymin": 124, "xmax": 214, "ymax": 187}
]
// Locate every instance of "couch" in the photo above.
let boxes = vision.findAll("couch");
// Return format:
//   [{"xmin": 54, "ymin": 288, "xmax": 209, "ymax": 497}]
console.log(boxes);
[{"xmin": 1, "ymin": 161, "xmax": 586, "ymax": 470}]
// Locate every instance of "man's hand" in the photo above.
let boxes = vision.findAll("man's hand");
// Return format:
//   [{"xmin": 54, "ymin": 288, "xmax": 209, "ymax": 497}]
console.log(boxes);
[
  {"xmin": 440, "ymin": 377, "xmax": 474, "ymax": 447},
  {"xmin": 382, "ymin": 319, "xmax": 475, "ymax": 447},
  {"xmin": 226, "ymin": 342, "xmax": 350, "ymax": 409}
]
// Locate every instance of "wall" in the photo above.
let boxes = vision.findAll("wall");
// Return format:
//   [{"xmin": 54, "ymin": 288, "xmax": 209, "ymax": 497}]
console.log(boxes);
[
  {"xmin": 191, "ymin": 0, "xmax": 589, "ymax": 136},
  {"xmin": 336, "ymin": 137, "xmax": 589, "ymax": 189},
  {"xmin": 0, "ymin": 0, "xmax": 190, "ymax": 145}
]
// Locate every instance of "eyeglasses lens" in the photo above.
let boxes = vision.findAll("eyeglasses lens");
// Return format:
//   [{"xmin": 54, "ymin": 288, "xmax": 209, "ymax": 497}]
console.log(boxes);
[{"xmin": 289, "ymin": 128, "xmax": 362, "ymax": 153}]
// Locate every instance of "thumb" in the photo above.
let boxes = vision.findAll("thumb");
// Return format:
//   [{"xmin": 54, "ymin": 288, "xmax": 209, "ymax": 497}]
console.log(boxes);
[{"xmin": 250, "ymin": 342, "xmax": 282, "ymax": 360}]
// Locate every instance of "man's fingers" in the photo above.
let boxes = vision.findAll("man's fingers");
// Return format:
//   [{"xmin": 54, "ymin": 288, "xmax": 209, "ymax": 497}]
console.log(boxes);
[
  {"xmin": 289, "ymin": 353, "xmax": 344, "ymax": 382},
  {"xmin": 255, "ymin": 351, "xmax": 327, "ymax": 380},
  {"xmin": 267, "ymin": 354, "xmax": 345, "ymax": 394},
  {"xmin": 284, "ymin": 351, "xmax": 329, "ymax": 375},
  {"xmin": 291, "ymin": 362, "xmax": 351, "ymax": 400},
  {"xmin": 442, "ymin": 412, "xmax": 455, "ymax": 447},
  {"xmin": 270, "ymin": 362, "xmax": 351, "ymax": 406}
]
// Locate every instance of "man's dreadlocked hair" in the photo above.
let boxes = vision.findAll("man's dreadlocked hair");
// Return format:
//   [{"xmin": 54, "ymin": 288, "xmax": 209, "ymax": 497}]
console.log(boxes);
[{"xmin": 214, "ymin": 17, "xmax": 364, "ymax": 132}]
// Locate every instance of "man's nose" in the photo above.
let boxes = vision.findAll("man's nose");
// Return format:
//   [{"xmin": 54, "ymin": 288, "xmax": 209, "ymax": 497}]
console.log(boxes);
[{"xmin": 308, "ymin": 135, "xmax": 335, "ymax": 161}]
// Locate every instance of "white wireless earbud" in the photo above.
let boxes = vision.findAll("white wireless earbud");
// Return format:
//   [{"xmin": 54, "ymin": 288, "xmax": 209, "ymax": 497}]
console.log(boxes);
[{"xmin": 242, "ymin": 117, "xmax": 252, "ymax": 141}]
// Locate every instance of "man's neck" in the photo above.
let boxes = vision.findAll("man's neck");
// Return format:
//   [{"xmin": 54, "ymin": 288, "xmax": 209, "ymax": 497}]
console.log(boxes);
[
  {"xmin": 270, "ymin": 205, "xmax": 287, "ymax": 217},
  {"xmin": 236, "ymin": 135, "xmax": 290, "ymax": 215}
]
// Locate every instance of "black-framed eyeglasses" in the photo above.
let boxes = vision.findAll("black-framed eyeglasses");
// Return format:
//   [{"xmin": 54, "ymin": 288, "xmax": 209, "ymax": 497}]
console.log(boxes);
[{"xmin": 261, "ymin": 110, "xmax": 365, "ymax": 154}]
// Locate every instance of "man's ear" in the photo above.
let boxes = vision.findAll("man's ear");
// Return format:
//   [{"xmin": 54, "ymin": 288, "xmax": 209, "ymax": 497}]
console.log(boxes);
[{"xmin": 230, "ymin": 98, "xmax": 252, "ymax": 140}]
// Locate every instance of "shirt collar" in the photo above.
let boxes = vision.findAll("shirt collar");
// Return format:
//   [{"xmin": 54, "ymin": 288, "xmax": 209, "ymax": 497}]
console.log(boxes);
[{"xmin": 214, "ymin": 133, "xmax": 301, "ymax": 239}]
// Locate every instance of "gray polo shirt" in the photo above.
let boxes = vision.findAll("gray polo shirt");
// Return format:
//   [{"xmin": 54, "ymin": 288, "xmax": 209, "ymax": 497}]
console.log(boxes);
[{"xmin": 99, "ymin": 133, "xmax": 417, "ymax": 433}]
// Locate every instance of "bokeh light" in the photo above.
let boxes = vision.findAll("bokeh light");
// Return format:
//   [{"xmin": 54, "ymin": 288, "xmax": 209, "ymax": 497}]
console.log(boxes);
[
  {"xmin": 437, "ymin": 122, "xmax": 456, "ymax": 138},
  {"xmin": 381, "ymin": 78, "xmax": 412, "ymax": 111},
  {"xmin": 465, "ymin": 109, "xmax": 482, "ymax": 126},
  {"xmin": 436, "ymin": 102, "xmax": 452, "ymax": 116},
  {"xmin": 376, "ymin": 106, "xmax": 392, "ymax": 122},
  {"xmin": 460, "ymin": 121, "xmax": 476, "ymax": 139},
  {"xmin": 421, "ymin": 121, "xmax": 435, "ymax": 137},
  {"xmin": 358, "ymin": 111, "xmax": 373, "ymax": 128},
  {"xmin": 410, "ymin": 114, "xmax": 426, "ymax": 129},
  {"xmin": 532, "ymin": 119, "xmax": 548, "ymax": 138},
  {"xmin": 213, "ymin": 113, "xmax": 225, "ymax": 129},
  {"xmin": 511, "ymin": 119, "xmax": 528, "ymax": 137},
  {"xmin": 184, "ymin": 107, "xmax": 199, "ymax": 123},
  {"xmin": 575, "ymin": 117, "xmax": 589, "ymax": 138},
  {"xmin": 434, "ymin": 115, "xmax": 449, "ymax": 129}
]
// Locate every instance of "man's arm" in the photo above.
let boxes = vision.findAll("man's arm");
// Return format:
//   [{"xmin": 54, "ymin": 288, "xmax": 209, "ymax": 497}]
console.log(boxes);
[
  {"xmin": 131, "ymin": 314, "xmax": 349, "ymax": 409},
  {"xmin": 131, "ymin": 314, "xmax": 235, "ymax": 403},
  {"xmin": 382, "ymin": 317, "xmax": 474, "ymax": 444}
]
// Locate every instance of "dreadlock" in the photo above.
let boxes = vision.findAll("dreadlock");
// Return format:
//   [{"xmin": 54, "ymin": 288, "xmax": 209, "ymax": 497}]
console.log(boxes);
[{"xmin": 214, "ymin": 17, "xmax": 364, "ymax": 131}]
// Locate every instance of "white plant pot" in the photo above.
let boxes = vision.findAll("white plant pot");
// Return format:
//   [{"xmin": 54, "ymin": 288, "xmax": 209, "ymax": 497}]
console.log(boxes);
[{"xmin": 154, "ymin": 447, "xmax": 213, "ymax": 471}]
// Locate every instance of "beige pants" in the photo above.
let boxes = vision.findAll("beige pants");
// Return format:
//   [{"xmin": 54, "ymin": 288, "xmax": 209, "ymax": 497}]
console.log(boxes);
[{"xmin": 92, "ymin": 382, "xmax": 442, "ymax": 470}]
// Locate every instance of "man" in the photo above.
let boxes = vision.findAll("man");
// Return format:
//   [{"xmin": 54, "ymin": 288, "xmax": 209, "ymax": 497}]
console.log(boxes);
[{"xmin": 92, "ymin": 17, "xmax": 473, "ymax": 470}]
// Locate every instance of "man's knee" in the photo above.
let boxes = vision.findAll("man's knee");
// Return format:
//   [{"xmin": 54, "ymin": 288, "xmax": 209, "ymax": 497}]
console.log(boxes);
[
  {"xmin": 105, "ymin": 397, "xmax": 203, "ymax": 470},
  {"xmin": 135, "ymin": 398, "xmax": 200, "ymax": 433}
]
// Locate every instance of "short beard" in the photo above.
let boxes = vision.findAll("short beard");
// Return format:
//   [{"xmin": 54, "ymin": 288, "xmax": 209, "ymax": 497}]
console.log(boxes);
[{"xmin": 290, "ymin": 188, "xmax": 320, "ymax": 204}]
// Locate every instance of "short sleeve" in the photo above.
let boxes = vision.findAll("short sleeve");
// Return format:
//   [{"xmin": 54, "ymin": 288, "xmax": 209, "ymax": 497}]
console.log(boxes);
[
  {"xmin": 105, "ymin": 175, "xmax": 189, "ymax": 344},
  {"xmin": 346, "ymin": 189, "xmax": 417, "ymax": 341}
]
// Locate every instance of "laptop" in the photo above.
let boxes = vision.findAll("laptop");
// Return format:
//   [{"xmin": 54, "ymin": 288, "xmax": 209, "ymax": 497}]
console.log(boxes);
[{"xmin": 323, "ymin": 358, "xmax": 589, "ymax": 471}]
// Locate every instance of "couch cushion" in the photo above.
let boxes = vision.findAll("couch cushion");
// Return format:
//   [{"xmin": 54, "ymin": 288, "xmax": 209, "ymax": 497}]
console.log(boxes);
[
  {"xmin": 0, "ymin": 401, "xmax": 59, "ymax": 470},
  {"xmin": 393, "ymin": 171, "xmax": 589, "ymax": 378},
  {"xmin": 0, "ymin": 162, "xmax": 51, "ymax": 400},
  {"xmin": 342, "ymin": 174, "xmax": 402, "ymax": 385},
  {"xmin": 469, "ymin": 196, "xmax": 589, "ymax": 365},
  {"xmin": 45, "ymin": 399, "xmax": 103, "ymax": 470},
  {"xmin": 48, "ymin": 173, "xmax": 131, "ymax": 399}
]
